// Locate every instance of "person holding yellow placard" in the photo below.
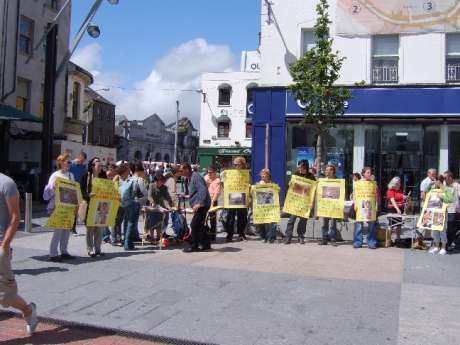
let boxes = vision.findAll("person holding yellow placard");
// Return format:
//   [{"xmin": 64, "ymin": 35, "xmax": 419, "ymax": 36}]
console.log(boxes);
[
  {"xmin": 318, "ymin": 164, "xmax": 339, "ymax": 246},
  {"xmin": 80, "ymin": 157, "xmax": 108, "ymax": 257},
  {"xmin": 353, "ymin": 167, "xmax": 379, "ymax": 249},
  {"xmin": 43, "ymin": 153, "xmax": 77, "ymax": 262},
  {"xmin": 284, "ymin": 160, "xmax": 316, "ymax": 245},
  {"xmin": 254, "ymin": 169, "xmax": 279, "ymax": 243}
]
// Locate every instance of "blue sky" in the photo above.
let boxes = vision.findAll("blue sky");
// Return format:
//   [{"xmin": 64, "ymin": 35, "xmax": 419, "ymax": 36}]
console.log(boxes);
[{"xmin": 70, "ymin": 0, "xmax": 261, "ymax": 124}]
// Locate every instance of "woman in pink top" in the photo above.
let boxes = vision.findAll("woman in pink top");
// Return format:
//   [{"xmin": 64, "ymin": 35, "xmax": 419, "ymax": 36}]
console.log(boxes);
[{"xmin": 204, "ymin": 165, "xmax": 221, "ymax": 241}]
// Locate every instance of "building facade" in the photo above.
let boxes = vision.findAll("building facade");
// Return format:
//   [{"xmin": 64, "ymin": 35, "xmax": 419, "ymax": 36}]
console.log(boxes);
[
  {"xmin": 198, "ymin": 51, "xmax": 260, "ymax": 171},
  {"xmin": 85, "ymin": 87, "xmax": 116, "ymax": 148},
  {"xmin": 253, "ymin": 0, "xmax": 460, "ymax": 207},
  {"xmin": 0, "ymin": 0, "xmax": 71, "ymax": 175}
]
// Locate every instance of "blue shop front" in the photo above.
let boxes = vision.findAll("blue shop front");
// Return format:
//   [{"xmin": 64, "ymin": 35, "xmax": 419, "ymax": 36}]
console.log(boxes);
[{"xmin": 251, "ymin": 86, "xmax": 460, "ymax": 207}]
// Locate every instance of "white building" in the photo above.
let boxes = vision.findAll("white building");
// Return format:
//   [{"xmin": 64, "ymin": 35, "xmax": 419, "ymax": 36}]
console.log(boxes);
[
  {"xmin": 198, "ymin": 51, "xmax": 260, "ymax": 170},
  {"xmin": 252, "ymin": 0, "xmax": 460, "ymax": 207}
]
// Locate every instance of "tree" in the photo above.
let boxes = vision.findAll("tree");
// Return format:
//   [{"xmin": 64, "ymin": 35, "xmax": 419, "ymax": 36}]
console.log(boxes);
[{"xmin": 288, "ymin": 0, "xmax": 351, "ymax": 177}]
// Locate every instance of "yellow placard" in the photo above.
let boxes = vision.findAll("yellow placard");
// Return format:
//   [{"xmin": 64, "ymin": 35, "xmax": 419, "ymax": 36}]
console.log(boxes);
[
  {"xmin": 316, "ymin": 178, "xmax": 345, "ymax": 219},
  {"xmin": 251, "ymin": 183, "xmax": 280, "ymax": 224},
  {"xmin": 354, "ymin": 180, "xmax": 378, "ymax": 222},
  {"xmin": 282, "ymin": 176, "xmax": 317, "ymax": 218},
  {"xmin": 46, "ymin": 178, "xmax": 81, "ymax": 229},
  {"xmin": 417, "ymin": 189, "xmax": 448, "ymax": 231},
  {"xmin": 223, "ymin": 170, "xmax": 250, "ymax": 209},
  {"xmin": 86, "ymin": 178, "xmax": 120, "ymax": 227}
]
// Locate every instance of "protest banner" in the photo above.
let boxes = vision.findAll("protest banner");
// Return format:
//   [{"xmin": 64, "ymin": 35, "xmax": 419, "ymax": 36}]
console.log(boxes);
[
  {"xmin": 282, "ymin": 176, "xmax": 317, "ymax": 218},
  {"xmin": 417, "ymin": 189, "xmax": 449, "ymax": 231},
  {"xmin": 251, "ymin": 183, "xmax": 280, "ymax": 224},
  {"xmin": 316, "ymin": 178, "xmax": 345, "ymax": 219},
  {"xmin": 86, "ymin": 178, "xmax": 120, "ymax": 227},
  {"xmin": 223, "ymin": 169, "xmax": 250, "ymax": 208},
  {"xmin": 46, "ymin": 178, "xmax": 82, "ymax": 230},
  {"xmin": 353, "ymin": 180, "xmax": 378, "ymax": 222}
]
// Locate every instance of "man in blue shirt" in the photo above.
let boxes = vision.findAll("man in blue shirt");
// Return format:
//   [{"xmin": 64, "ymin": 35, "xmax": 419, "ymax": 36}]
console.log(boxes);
[
  {"xmin": 179, "ymin": 163, "xmax": 211, "ymax": 252},
  {"xmin": 70, "ymin": 151, "xmax": 87, "ymax": 184}
]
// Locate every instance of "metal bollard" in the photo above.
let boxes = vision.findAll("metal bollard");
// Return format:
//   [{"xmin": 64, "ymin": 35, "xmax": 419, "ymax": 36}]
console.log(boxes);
[{"xmin": 25, "ymin": 193, "xmax": 32, "ymax": 233}]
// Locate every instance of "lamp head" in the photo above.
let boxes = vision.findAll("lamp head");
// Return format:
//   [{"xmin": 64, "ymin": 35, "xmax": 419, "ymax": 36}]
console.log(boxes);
[{"xmin": 87, "ymin": 23, "xmax": 100, "ymax": 38}]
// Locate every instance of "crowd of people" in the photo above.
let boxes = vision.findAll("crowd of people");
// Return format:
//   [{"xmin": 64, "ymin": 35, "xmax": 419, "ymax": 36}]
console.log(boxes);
[{"xmin": 1, "ymin": 151, "xmax": 460, "ymax": 334}]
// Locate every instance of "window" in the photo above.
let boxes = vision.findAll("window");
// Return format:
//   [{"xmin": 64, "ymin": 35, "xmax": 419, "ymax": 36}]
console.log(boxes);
[
  {"xmin": 39, "ymin": 84, "xmax": 44, "ymax": 117},
  {"xmin": 301, "ymin": 29, "xmax": 316, "ymax": 56},
  {"xmin": 19, "ymin": 16, "xmax": 33, "ymax": 56},
  {"xmin": 46, "ymin": 0, "xmax": 59, "ymax": 10},
  {"xmin": 218, "ymin": 84, "xmax": 231, "ymax": 106},
  {"xmin": 446, "ymin": 34, "xmax": 460, "ymax": 82},
  {"xmin": 72, "ymin": 82, "xmax": 81, "ymax": 119},
  {"xmin": 217, "ymin": 122, "xmax": 230, "ymax": 138},
  {"xmin": 16, "ymin": 78, "xmax": 30, "ymax": 112},
  {"xmin": 372, "ymin": 35, "xmax": 399, "ymax": 83},
  {"xmin": 245, "ymin": 122, "xmax": 252, "ymax": 138}
]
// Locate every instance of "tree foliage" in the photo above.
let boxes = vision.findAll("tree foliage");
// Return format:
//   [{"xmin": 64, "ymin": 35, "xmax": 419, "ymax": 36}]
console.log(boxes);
[{"xmin": 288, "ymin": 0, "xmax": 351, "ymax": 133}]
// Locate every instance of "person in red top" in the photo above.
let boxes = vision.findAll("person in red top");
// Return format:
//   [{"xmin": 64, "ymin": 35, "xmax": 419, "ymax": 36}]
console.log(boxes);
[{"xmin": 386, "ymin": 177, "xmax": 406, "ymax": 241}]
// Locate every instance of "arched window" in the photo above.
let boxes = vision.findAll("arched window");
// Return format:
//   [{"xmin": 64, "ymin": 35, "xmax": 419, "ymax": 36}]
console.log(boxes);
[
  {"xmin": 155, "ymin": 152, "xmax": 162, "ymax": 162},
  {"xmin": 218, "ymin": 83, "xmax": 232, "ymax": 106},
  {"xmin": 134, "ymin": 150, "xmax": 142, "ymax": 160},
  {"xmin": 164, "ymin": 154, "xmax": 170, "ymax": 163},
  {"xmin": 72, "ymin": 82, "xmax": 81, "ymax": 119}
]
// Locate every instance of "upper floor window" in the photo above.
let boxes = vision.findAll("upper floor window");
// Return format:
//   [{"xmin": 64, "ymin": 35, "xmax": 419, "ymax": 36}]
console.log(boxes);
[
  {"xmin": 46, "ymin": 0, "xmax": 59, "ymax": 10},
  {"xmin": 217, "ymin": 122, "xmax": 230, "ymax": 138},
  {"xmin": 301, "ymin": 29, "xmax": 316, "ymax": 56},
  {"xmin": 19, "ymin": 16, "xmax": 34, "ymax": 56},
  {"xmin": 446, "ymin": 33, "xmax": 460, "ymax": 82},
  {"xmin": 72, "ymin": 82, "xmax": 81, "ymax": 120},
  {"xmin": 16, "ymin": 78, "xmax": 31, "ymax": 112},
  {"xmin": 218, "ymin": 84, "xmax": 232, "ymax": 106},
  {"xmin": 372, "ymin": 35, "xmax": 399, "ymax": 84}
]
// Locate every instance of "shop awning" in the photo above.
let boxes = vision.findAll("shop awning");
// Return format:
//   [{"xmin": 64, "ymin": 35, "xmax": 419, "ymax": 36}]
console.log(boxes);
[{"xmin": 0, "ymin": 104, "xmax": 42, "ymax": 122}]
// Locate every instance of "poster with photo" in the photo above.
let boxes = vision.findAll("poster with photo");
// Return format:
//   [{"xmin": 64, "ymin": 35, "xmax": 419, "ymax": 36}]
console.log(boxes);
[
  {"xmin": 283, "ymin": 176, "xmax": 317, "ymax": 219},
  {"xmin": 86, "ymin": 178, "xmax": 120, "ymax": 227},
  {"xmin": 223, "ymin": 169, "xmax": 250, "ymax": 208},
  {"xmin": 354, "ymin": 180, "xmax": 378, "ymax": 222},
  {"xmin": 316, "ymin": 178, "xmax": 346, "ymax": 219},
  {"xmin": 417, "ymin": 189, "xmax": 448, "ymax": 231},
  {"xmin": 46, "ymin": 178, "xmax": 82, "ymax": 230},
  {"xmin": 251, "ymin": 183, "xmax": 280, "ymax": 224}
]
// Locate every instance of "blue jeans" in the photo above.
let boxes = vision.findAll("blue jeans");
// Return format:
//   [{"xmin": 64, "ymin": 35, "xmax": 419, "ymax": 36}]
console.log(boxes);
[
  {"xmin": 123, "ymin": 203, "xmax": 140, "ymax": 249},
  {"xmin": 354, "ymin": 222, "xmax": 377, "ymax": 248},
  {"xmin": 258, "ymin": 223, "xmax": 276, "ymax": 241},
  {"xmin": 321, "ymin": 218, "xmax": 337, "ymax": 241}
]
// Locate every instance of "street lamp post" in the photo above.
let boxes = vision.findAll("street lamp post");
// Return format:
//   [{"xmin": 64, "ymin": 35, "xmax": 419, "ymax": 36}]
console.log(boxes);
[
  {"xmin": 39, "ymin": 0, "xmax": 118, "ymax": 190},
  {"xmin": 174, "ymin": 100, "xmax": 179, "ymax": 164}
]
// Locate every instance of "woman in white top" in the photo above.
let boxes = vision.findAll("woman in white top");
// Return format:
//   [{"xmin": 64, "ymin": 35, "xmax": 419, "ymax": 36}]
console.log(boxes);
[{"xmin": 43, "ymin": 153, "xmax": 76, "ymax": 262}]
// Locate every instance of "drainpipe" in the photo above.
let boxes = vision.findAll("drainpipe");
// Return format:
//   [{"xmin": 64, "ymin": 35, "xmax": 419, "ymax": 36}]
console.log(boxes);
[{"xmin": 1, "ymin": 0, "xmax": 19, "ymax": 101}]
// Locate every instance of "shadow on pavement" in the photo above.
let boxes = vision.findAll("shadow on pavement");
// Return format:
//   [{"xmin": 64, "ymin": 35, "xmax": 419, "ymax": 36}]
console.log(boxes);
[
  {"xmin": 211, "ymin": 247, "xmax": 242, "ymax": 253},
  {"xmin": 30, "ymin": 249, "xmax": 156, "ymax": 266},
  {"xmin": 14, "ymin": 267, "xmax": 69, "ymax": 276}
]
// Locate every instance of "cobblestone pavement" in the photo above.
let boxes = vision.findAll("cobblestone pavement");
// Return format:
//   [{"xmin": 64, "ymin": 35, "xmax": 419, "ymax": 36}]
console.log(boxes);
[{"xmin": 1, "ymin": 219, "xmax": 460, "ymax": 345}]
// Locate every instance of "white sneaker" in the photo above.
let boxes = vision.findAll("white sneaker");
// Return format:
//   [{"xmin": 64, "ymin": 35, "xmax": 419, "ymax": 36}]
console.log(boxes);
[
  {"xmin": 429, "ymin": 247, "xmax": 440, "ymax": 254},
  {"xmin": 439, "ymin": 248, "xmax": 447, "ymax": 256},
  {"xmin": 25, "ymin": 302, "xmax": 38, "ymax": 335}
]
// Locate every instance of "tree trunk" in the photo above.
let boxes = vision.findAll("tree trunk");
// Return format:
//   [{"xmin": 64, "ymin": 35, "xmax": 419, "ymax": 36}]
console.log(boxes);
[{"xmin": 315, "ymin": 132, "xmax": 322, "ymax": 179}]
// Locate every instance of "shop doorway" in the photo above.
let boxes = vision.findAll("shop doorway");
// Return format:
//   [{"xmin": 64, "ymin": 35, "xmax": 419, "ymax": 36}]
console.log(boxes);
[{"xmin": 365, "ymin": 125, "xmax": 439, "ymax": 210}]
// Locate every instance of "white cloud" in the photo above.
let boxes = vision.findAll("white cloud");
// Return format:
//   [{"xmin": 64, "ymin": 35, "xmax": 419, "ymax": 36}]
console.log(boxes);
[{"xmin": 72, "ymin": 39, "xmax": 236, "ymax": 127}]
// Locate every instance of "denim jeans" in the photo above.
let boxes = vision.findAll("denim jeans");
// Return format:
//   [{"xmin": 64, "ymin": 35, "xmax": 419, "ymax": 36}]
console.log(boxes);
[
  {"xmin": 433, "ymin": 227, "xmax": 448, "ymax": 245},
  {"xmin": 354, "ymin": 222, "xmax": 377, "ymax": 248},
  {"xmin": 49, "ymin": 229, "xmax": 70, "ymax": 257},
  {"xmin": 446, "ymin": 213, "xmax": 457, "ymax": 246},
  {"xmin": 320, "ymin": 217, "xmax": 337, "ymax": 241},
  {"xmin": 111, "ymin": 207, "xmax": 125, "ymax": 243},
  {"xmin": 258, "ymin": 223, "xmax": 276, "ymax": 241},
  {"xmin": 123, "ymin": 203, "xmax": 140, "ymax": 249},
  {"xmin": 285, "ymin": 215, "xmax": 307, "ymax": 240}
]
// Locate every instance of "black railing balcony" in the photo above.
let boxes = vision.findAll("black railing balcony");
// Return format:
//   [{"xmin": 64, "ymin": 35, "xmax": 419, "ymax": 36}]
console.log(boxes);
[
  {"xmin": 372, "ymin": 65, "xmax": 398, "ymax": 84},
  {"xmin": 446, "ymin": 60, "xmax": 460, "ymax": 82}
]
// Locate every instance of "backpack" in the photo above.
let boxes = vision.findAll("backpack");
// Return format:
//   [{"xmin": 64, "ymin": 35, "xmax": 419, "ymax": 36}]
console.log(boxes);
[
  {"xmin": 120, "ymin": 178, "xmax": 135, "ymax": 208},
  {"xmin": 171, "ymin": 210, "xmax": 190, "ymax": 240}
]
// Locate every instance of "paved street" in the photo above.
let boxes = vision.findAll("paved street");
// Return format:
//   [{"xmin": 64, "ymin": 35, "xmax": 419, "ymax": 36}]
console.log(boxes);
[{"xmin": 1, "ymin": 221, "xmax": 460, "ymax": 345}]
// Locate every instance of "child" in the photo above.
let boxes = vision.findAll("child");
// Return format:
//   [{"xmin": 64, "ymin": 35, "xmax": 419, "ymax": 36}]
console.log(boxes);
[{"xmin": 256, "ymin": 169, "xmax": 278, "ymax": 243}]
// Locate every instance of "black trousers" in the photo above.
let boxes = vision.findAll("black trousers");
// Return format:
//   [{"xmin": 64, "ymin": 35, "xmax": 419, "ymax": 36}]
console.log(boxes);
[
  {"xmin": 190, "ymin": 206, "xmax": 210, "ymax": 249},
  {"xmin": 225, "ymin": 208, "xmax": 248, "ymax": 239}
]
